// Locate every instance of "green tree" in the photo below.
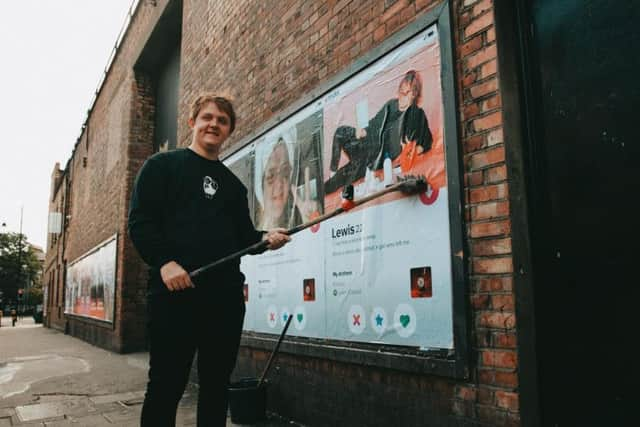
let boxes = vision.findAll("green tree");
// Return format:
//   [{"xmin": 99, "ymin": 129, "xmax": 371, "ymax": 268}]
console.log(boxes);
[
  {"xmin": 0, "ymin": 232, "xmax": 42, "ymax": 304},
  {"xmin": 27, "ymin": 285, "xmax": 43, "ymax": 305}
]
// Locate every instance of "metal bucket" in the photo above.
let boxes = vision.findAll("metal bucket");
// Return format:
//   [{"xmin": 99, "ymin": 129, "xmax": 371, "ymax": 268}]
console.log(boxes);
[{"xmin": 228, "ymin": 378, "xmax": 267, "ymax": 424}]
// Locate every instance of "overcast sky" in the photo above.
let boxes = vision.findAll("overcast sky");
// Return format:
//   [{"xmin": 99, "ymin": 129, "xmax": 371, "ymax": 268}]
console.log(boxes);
[{"xmin": 0, "ymin": 0, "xmax": 134, "ymax": 249}]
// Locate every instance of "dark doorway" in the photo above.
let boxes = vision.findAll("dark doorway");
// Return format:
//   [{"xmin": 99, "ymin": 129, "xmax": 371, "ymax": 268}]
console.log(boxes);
[
  {"xmin": 153, "ymin": 45, "xmax": 180, "ymax": 152},
  {"xmin": 521, "ymin": 0, "xmax": 638, "ymax": 425},
  {"xmin": 134, "ymin": 0, "xmax": 183, "ymax": 153}
]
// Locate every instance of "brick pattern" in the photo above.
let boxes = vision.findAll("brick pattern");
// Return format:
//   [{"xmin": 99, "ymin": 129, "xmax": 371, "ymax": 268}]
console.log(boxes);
[
  {"xmin": 42, "ymin": 0, "xmax": 173, "ymax": 351},
  {"xmin": 43, "ymin": 163, "xmax": 67, "ymax": 332},
  {"xmin": 194, "ymin": 0, "xmax": 519, "ymax": 425},
  {"xmin": 177, "ymin": 0, "xmax": 442, "ymax": 152},
  {"xmin": 234, "ymin": 349, "xmax": 462, "ymax": 426},
  {"xmin": 454, "ymin": 0, "xmax": 518, "ymax": 425},
  {"xmin": 118, "ymin": 70, "xmax": 156, "ymax": 352},
  {"xmin": 43, "ymin": 0, "xmax": 520, "ymax": 425}
]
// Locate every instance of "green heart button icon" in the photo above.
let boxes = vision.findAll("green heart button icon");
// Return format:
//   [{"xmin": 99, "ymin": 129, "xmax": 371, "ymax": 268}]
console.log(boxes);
[
  {"xmin": 400, "ymin": 314, "xmax": 410, "ymax": 328},
  {"xmin": 297, "ymin": 313, "xmax": 304, "ymax": 322}
]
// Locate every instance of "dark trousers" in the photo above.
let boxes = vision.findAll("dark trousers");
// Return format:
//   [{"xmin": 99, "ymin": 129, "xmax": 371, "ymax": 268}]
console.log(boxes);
[
  {"xmin": 141, "ymin": 285, "xmax": 245, "ymax": 427},
  {"xmin": 325, "ymin": 126, "xmax": 372, "ymax": 194}
]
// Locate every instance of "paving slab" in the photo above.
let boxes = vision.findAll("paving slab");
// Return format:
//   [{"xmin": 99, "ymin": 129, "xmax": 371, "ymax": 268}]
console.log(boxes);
[
  {"xmin": 46, "ymin": 413, "xmax": 112, "ymax": 426},
  {"xmin": 0, "ymin": 408, "xmax": 14, "ymax": 418},
  {"xmin": 102, "ymin": 407, "xmax": 141, "ymax": 424},
  {"xmin": 91, "ymin": 401, "xmax": 127, "ymax": 414},
  {"xmin": 89, "ymin": 390, "xmax": 145, "ymax": 406},
  {"xmin": 15, "ymin": 398, "xmax": 95, "ymax": 423},
  {"xmin": 15, "ymin": 402, "xmax": 65, "ymax": 422}
]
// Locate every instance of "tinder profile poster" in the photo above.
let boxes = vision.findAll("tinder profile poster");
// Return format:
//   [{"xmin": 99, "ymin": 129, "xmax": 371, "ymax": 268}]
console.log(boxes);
[
  {"xmin": 323, "ymin": 188, "xmax": 453, "ymax": 349},
  {"xmin": 242, "ymin": 228, "xmax": 326, "ymax": 338}
]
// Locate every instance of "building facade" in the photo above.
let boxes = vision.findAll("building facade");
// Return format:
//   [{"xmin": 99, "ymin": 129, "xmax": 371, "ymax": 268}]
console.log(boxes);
[{"xmin": 43, "ymin": 0, "xmax": 635, "ymax": 425}]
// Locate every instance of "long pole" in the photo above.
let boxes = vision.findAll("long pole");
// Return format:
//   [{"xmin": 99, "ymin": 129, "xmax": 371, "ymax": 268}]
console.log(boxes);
[
  {"xmin": 190, "ymin": 176, "xmax": 428, "ymax": 279},
  {"xmin": 17, "ymin": 206, "xmax": 23, "ymax": 317},
  {"xmin": 257, "ymin": 314, "xmax": 293, "ymax": 388}
]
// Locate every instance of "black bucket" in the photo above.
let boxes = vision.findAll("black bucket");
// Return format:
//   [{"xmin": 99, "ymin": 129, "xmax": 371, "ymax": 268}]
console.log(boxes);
[{"xmin": 228, "ymin": 378, "xmax": 267, "ymax": 424}]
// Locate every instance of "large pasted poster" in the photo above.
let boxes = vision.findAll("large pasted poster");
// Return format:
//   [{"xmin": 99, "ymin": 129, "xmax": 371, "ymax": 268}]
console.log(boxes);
[
  {"xmin": 64, "ymin": 235, "xmax": 117, "ymax": 323},
  {"xmin": 227, "ymin": 26, "xmax": 453, "ymax": 349}
]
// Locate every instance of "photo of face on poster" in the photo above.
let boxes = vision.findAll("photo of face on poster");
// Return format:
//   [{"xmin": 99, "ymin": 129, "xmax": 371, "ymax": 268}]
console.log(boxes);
[
  {"xmin": 254, "ymin": 112, "xmax": 324, "ymax": 230},
  {"xmin": 322, "ymin": 31, "xmax": 445, "ymax": 211},
  {"xmin": 255, "ymin": 130, "xmax": 299, "ymax": 230}
]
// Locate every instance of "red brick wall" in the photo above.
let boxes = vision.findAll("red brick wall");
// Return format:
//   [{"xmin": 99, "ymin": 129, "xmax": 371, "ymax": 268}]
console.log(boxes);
[
  {"xmin": 45, "ymin": 0, "xmax": 520, "ymax": 424},
  {"xmin": 456, "ymin": 0, "xmax": 519, "ymax": 422},
  {"xmin": 43, "ymin": 163, "xmax": 66, "ymax": 331},
  {"xmin": 44, "ymin": 0, "xmax": 174, "ymax": 352},
  {"xmin": 178, "ymin": 0, "xmax": 445, "ymax": 151},
  {"xmin": 180, "ymin": 0, "xmax": 517, "ymax": 425}
]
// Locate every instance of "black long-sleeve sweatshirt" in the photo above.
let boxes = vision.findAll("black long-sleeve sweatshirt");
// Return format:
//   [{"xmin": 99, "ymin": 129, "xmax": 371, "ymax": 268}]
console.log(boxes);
[{"xmin": 128, "ymin": 148, "xmax": 264, "ymax": 294}]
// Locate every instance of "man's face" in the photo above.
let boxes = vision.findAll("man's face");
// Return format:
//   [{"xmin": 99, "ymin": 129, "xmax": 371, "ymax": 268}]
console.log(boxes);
[
  {"xmin": 397, "ymin": 82, "xmax": 416, "ymax": 112},
  {"xmin": 263, "ymin": 144, "xmax": 291, "ymax": 218},
  {"xmin": 189, "ymin": 102, "xmax": 231, "ymax": 153}
]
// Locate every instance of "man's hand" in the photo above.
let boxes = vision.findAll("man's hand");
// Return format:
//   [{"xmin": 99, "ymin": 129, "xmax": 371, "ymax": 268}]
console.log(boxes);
[
  {"xmin": 356, "ymin": 128, "xmax": 367, "ymax": 139},
  {"xmin": 262, "ymin": 228, "xmax": 291, "ymax": 250},
  {"xmin": 160, "ymin": 261, "xmax": 195, "ymax": 292}
]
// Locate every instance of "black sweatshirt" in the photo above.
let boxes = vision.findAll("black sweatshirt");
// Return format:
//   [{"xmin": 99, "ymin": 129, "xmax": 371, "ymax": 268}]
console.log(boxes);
[{"xmin": 128, "ymin": 148, "xmax": 264, "ymax": 293}]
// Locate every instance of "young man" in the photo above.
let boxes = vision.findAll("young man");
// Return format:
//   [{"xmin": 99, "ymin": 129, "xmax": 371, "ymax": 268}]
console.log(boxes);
[{"xmin": 128, "ymin": 94, "xmax": 290, "ymax": 426}]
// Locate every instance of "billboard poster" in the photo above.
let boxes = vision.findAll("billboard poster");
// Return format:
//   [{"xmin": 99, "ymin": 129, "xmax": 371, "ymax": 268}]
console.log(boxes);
[
  {"xmin": 64, "ymin": 235, "xmax": 117, "ymax": 323},
  {"xmin": 226, "ymin": 146, "xmax": 258, "ymax": 331},
  {"xmin": 227, "ymin": 25, "xmax": 453, "ymax": 349}
]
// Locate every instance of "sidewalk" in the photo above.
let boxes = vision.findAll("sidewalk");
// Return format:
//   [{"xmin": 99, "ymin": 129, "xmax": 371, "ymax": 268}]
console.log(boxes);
[
  {"xmin": 0, "ymin": 318, "xmax": 300, "ymax": 426},
  {"xmin": 0, "ymin": 316, "xmax": 41, "ymax": 330}
]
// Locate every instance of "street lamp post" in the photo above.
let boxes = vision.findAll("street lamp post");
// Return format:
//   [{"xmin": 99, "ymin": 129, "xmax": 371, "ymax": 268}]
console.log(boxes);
[
  {"xmin": 15, "ymin": 207, "xmax": 25, "ymax": 316},
  {"xmin": 0, "ymin": 222, "xmax": 4, "ymax": 311}
]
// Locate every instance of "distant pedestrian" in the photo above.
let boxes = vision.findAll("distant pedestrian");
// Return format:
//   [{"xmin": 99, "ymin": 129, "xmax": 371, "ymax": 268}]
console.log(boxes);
[
  {"xmin": 11, "ymin": 308, "xmax": 17, "ymax": 327},
  {"xmin": 128, "ymin": 93, "xmax": 290, "ymax": 426}
]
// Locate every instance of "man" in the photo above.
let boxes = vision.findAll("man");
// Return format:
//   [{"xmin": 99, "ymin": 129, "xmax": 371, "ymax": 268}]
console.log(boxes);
[
  {"xmin": 324, "ymin": 69, "xmax": 433, "ymax": 194},
  {"xmin": 128, "ymin": 94, "xmax": 290, "ymax": 426}
]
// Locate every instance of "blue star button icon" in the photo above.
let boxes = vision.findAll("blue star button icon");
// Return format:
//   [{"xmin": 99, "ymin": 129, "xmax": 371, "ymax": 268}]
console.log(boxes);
[{"xmin": 375, "ymin": 314, "xmax": 384, "ymax": 326}]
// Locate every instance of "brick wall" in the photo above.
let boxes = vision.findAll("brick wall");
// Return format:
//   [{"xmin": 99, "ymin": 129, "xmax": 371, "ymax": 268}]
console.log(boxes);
[
  {"xmin": 45, "ymin": 0, "xmax": 521, "ymax": 424},
  {"xmin": 456, "ymin": 0, "xmax": 519, "ymax": 422},
  {"xmin": 43, "ymin": 0, "xmax": 174, "ymax": 352},
  {"xmin": 43, "ymin": 163, "xmax": 66, "ymax": 331},
  {"xmin": 178, "ymin": 0, "xmax": 518, "ymax": 425}
]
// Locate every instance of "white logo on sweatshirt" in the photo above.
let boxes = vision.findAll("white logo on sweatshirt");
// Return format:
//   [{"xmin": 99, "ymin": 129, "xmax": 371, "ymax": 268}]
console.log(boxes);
[{"xmin": 203, "ymin": 176, "xmax": 218, "ymax": 199}]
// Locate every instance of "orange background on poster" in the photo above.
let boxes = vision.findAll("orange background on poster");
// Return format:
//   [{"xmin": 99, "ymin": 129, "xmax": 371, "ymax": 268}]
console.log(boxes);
[{"xmin": 322, "ymin": 40, "xmax": 445, "ymax": 212}]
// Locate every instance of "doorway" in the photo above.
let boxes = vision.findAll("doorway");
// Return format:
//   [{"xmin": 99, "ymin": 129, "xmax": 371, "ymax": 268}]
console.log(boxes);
[{"xmin": 518, "ymin": 0, "xmax": 637, "ymax": 424}]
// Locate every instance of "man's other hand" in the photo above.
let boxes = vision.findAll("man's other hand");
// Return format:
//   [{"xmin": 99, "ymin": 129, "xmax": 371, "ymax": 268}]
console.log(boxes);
[
  {"xmin": 160, "ymin": 261, "xmax": 195, "ymax": 291},
  {"xmin": 263, "ymin": 228, "xmax": 291, "ymax": 250}
]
